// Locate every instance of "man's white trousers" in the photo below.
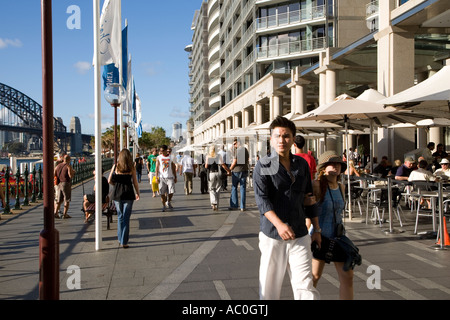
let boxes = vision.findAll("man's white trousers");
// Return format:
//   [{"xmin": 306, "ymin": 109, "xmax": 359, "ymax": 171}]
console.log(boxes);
[{"xmin": 259, "ymin": 232, "xmax": 320, "ymax": 300}]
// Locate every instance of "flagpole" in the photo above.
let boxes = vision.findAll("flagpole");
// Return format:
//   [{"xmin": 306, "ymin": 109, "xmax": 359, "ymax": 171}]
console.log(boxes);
[
  {"xmin": 93, "ymin": 0, "xmax": 103, "ymax": 251},
  {"xmin": 119, "ymin": 0, "xmax": 124, "ymax": 152}
]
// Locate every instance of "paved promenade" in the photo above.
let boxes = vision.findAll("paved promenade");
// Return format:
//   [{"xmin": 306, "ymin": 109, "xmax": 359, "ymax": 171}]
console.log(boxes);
[{"xmin": 1, "ymin": 171, "xmax": 450, "ymax": 302}]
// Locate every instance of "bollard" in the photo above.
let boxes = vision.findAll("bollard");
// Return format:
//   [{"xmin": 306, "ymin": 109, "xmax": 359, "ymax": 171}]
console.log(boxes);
[
  {"xmin": 23, "ymin": 165, "xmax": 29, "ymax": 206},
  {"xmin": 3, "ymin": 167, "xmax": 11, "ymax": 215},
  {"xmin": 37, "ymin": 166, "xmax": 43, "ymax": 200},
  {"xmin": 31, "ymin": 165, "xmax": 37, "ymax": 203},
  {"xmin": 14, "ymin": 167, "xmax": 21, "ymax": 210}
]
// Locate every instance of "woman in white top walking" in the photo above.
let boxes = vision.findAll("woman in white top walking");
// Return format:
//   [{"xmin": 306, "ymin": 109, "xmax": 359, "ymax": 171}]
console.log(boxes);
[{"xmin": 205, "ymin": 145, "xmax": 231, "ymax": 211}]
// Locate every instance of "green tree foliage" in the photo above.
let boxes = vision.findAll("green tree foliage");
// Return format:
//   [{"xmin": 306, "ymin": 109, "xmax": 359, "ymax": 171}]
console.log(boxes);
[{"xmin": 139, "ymin": 126, "xmax": 170, "ymax": 151}]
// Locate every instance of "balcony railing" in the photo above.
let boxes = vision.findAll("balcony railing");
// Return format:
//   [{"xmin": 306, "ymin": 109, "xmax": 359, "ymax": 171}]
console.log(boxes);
[
  {"xmin": 256, "ymin": 5, "xmax": 325, "ymax": 31},
  {"xmin": 366, "ymin": 0, "xmax": 379, "ymax": 18},
  {"xmin": 257, "ymin": 37, "xmax": 326, "ymax": 59}
]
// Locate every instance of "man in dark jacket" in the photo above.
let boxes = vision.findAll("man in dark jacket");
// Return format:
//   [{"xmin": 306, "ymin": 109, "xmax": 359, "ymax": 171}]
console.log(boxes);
[{"xmin": 253, "ymin": 116, "xmax": 320, "ymax": 300}]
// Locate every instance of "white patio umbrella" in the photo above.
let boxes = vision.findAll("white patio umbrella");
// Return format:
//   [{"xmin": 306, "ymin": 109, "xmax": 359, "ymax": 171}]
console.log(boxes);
[
  {"xmin": 389, "ymin": 117, "xmax": 450, "ymax": 129},
  {"xmin": 252, "ymin": 117, "xmax": 342, "ymax": 133},
  {"xmin": 176, "ymin": 145, "xmax": 196, "ymax": 153},
  {"xmin": 357, "ymin": 88, "xmax": 387, "ymax": 103},
  {"xmin": 296, "ymin": 94, "xmax": 403, "ymax": 219},
  {"xmin": 416, "ymin": 118, "xmax": 450, "ymax": 127},
  {"xmin": 379, "ymin": 66, "xmax": 450, "ymax": 118}
]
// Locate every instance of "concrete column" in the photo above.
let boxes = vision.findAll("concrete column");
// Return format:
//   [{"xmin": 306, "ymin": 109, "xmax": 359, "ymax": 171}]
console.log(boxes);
[
  {"xmin": 220, "ymin": 121, "xmax": 225, "ymax": 136},
  {"xmin": 273, "ymin": 95, "xmax": 282, "ymax": 118},
  {"xmin": 290, "ymin": 86, "xmax": 296, "ymax": 114},
  {"xmin": 288, "ymin": 70, "xmax": 310, "ymax": 115},
  {"xmin": 430, "ymin": 128, "xmax": 441, "ymax": 146},
  {"xmin": 325, "ymin": 68, "xmax": 336, "ymax": 103},
  {"xmin": 243, "ymin": 108, "xmax": 250, "ymax": 128},
  {"xmin": 233, "ymin": 114, "xmax": 239, "ymax": 129},
  {"xmin": 226, "ymin": 118, "xmax": 232, "ymax": 131},
  {"xmin": 270, "ymin": 96, "xmax": 283, "ymax": 120},
  {"xmin": 255, "ymin": 103, "xmax": 263, "ymax": 125},
  {"xmin": 417, "ymin": 129, "xmax": 427, "ymax": 149},
  {"xmin": 375, "ymin": 0, "xmax": 414, "ymax": 96},
  {"xmin": 296, "ymin": 84, "xmax": 307, "ymax": 114},
  {"xmin": 319, "ymin": 72, "xmax": 327, "ymax": 106}
]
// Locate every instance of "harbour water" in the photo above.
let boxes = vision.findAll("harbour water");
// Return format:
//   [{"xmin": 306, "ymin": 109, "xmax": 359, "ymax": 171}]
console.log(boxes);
[{"xmin": 0, "ymin": 158, "xmax": 43, "ymax": 172}]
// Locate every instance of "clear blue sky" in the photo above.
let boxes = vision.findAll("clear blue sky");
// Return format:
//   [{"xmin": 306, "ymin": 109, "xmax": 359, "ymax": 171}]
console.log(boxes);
[{"xmin": 0, "ymin": 0, "xmax": 200, "ymax": 137}]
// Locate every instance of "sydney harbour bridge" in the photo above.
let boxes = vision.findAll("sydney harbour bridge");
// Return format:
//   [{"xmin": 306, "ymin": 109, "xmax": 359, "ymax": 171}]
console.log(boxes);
[{"xmin": 0, "ymin": 82, "xmax": 93, "ymax": 155}]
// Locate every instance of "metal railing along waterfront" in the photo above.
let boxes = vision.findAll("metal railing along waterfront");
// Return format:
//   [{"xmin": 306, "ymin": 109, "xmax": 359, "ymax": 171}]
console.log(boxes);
[{"xmin": 1, "ymin": 157, "xmax": 113, "ymax": 215}]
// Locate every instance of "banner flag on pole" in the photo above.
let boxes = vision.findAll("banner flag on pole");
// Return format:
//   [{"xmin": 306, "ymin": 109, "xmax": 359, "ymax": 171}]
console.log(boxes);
[
  {"xmin": 123, "ymin": 57, "xmax": 132, "ymax": 116},
  {"xmin": 102, "ymin": 63, "xmax": 119, "ymax": 90},
  {"xmin": 132, "ymin": 80, "xmax": 137, "ymax": 123},
  {"xmin": 98, "ymin": 0, "xmax": 121, "ymax": 67},
  {"xmin": 136, "ymin": 122, "xmax": 143, "ymax": 139},
  {"xmin": 122, "ymin": 26, "xmax": 128, "ymax": 89},
  {"xmin": 135, "ymin": 92, "xmax": 142, "ymax": 126}
]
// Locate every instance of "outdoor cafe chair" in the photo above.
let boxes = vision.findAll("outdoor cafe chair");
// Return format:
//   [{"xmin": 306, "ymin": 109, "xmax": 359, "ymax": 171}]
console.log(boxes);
[{"xmin": 367, "ymin": 187, "xmax": 403, "ymax": 227}]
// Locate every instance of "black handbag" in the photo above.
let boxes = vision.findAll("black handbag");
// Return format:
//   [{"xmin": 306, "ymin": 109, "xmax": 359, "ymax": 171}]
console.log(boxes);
[{"xmin": 311, "ymin": 235, "xmax": 362, "ymax": 271}]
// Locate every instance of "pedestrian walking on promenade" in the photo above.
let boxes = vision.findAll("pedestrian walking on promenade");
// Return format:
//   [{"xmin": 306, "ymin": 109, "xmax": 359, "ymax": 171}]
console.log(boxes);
[
  {"xmin": 253, "ymin": 116, "xmax": 321, "ymax": 300},
  {"xmin": 135, "ymin": 153, "xmax": 143, "ymax": 183},
  {"xmin": 294, "ymin": 135, "xmax": 317, "ymax": 180},
  {"xmin": 108, "ymin": 149, "xmax": 140, "ymax": 248},
  {"xmin": 311, "ymin": 151, "xmax": 354, "ymax": 300},
  {"xmin": 54, "ymin": 154, "xmax": 75, "ymax": 219},
  {"xmin": 218, "ymin": 145, "xmax": 230, "ymax": 190},
  {"xmin": 229, "ymin": 138, "xmax": 249, "ymax": 211},
  {"xmin": 156, "ymin": 145, "xmax": 177, "ymax": 211},
  {"xmin": 205, "ymin": 145, "xmax": 231, "ymax": 211},
  {"xmin": 180, "ymin": 151, "xmax": 196, "ymax": 195},
  {"xmin": 198, "ymin": 152, "xmax": 208, "ymax": 194},
  {"xmin": 147, "ymin": 148, "xmax": 158, "ymax": 197}
]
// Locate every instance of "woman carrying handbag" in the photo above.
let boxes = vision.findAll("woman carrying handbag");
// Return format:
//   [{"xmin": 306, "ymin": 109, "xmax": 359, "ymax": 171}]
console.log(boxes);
[
  {"xmin": 311, "ymin": 151, "xmax": 354, "ymax": 300},
  {"xmin": 108, "ymin": 149, "xmax": 140, "ymax": 248}
]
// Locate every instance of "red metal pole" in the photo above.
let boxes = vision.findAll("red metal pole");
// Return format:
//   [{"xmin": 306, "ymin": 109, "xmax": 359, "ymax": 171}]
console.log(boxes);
[
  {"xmin": 114, "ymin": 105, "xmax": 118, "ymax": 164},
  {"xmin": 39, "ymin": 0, "xmax": 59, "ymax": 300}
]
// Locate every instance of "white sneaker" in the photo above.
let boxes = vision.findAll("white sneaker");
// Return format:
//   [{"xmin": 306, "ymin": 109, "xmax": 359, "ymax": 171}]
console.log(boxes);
[{"xmin": 166, "ymin": 202, "xmax": 173, "ymax": 209}]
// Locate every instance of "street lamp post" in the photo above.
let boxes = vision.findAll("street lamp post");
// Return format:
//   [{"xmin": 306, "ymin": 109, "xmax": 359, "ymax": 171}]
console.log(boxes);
[
  {"xmin": 39, "ymin": 0, "xmax": 59, "ymax": 300},
  {"xmin": 104, "ymin": 83, "xmax": 126, "ymax": 164}
]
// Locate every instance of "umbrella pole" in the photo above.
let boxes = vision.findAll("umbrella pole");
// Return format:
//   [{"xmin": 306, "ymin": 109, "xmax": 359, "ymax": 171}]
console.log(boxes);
[
  {"xmin": 345, "ymin": 116, "xmax": 352, "ymax": 220},
  {"xmin": 370, "ymin": 120, "xmax": 374, "ymax": 173}
]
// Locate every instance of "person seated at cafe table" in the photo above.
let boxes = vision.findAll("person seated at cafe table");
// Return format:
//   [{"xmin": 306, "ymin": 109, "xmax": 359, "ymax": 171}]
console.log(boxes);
[
  {"xmin": 395, "ymin": 157, "xmax": 415, "ymax": 181},
  {"xmin": 432, "ymin": 143, "xmax": 448, "ymax": 160},
  {"xmin": 373, "ymin": 159, "xmax": 390, "ymax": 178},
  {"xmin": 408, "ymin": 159, "xmax": 434, "ymax": 209},
  {"xmin": 434, "ymin": 158, "xmax": 450, "ymax": 180},
  {"xmin": 345, "ymin": 160, "xmax": 360, "ymax": 177},
  {"xmin": 408, "ymin": 159, "xmax": 434, "ymax": 182}
]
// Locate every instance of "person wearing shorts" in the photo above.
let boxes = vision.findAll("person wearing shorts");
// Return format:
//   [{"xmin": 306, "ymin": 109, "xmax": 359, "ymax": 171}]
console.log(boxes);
[
  {"xmin": 54, "ymin": 155, "xmax": 75, "ymax": 219},
  {"xmin": 155, "ymin": 145, "xmax": 177, "ymax": 212}
]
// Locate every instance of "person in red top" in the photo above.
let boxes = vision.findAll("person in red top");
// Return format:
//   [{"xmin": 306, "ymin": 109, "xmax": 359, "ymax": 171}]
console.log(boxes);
[{"xmin": 294, "ymin": 135, "xmax": 317, "ymax": 180}]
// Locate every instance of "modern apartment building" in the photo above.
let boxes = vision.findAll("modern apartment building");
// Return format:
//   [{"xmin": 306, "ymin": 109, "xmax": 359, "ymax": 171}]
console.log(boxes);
[
  {"xmin": 187, "ymin": 0, "xmax": 368, "ymax": 139},
  {"xmin": 187, "ymin": 0, "xmax": 450, "ymax": 161}
]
